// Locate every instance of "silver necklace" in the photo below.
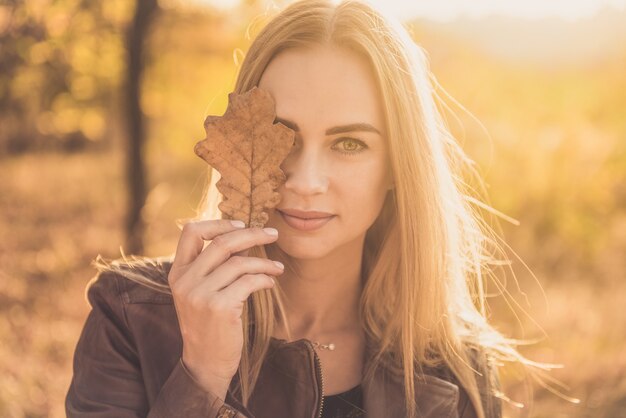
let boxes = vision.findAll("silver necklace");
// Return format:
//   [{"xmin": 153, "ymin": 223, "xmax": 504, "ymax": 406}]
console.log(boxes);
[{"xmin": 312, "ymin": 341, "xmax": 336, "ymax": 351}]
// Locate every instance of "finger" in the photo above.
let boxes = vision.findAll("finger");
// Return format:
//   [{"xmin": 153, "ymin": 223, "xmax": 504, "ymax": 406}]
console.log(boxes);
[
  {"xmin": 187, "ymin": 227, "xmax": 279, "ymax": 278},
  {"xmin": 219, "ymin": 273, "xmax": 275, "ymax": 303},
  {"xmin": 195, "ymin": 256, "xmax": 284, "ymax": 293},
  {"xmin": 171, "ymin": 219, "xmax": 246, "ymax": 276}
]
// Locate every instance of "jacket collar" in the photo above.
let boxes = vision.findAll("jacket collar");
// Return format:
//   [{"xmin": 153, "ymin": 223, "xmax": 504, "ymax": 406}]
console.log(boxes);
[{"xmin": 227, "ymin": 336, "xmax": 460, "ymax": 418}]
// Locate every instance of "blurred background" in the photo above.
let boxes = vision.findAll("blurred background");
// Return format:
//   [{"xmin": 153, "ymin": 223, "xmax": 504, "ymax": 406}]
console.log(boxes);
[{"xmin": 0, "ymin": 0, "xmax": 624, "ymax": 416}]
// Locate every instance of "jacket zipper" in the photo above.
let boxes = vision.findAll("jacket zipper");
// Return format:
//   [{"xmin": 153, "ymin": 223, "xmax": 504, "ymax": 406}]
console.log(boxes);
[{"xmin": 305, "ymin": 340, "xmax": 325, "ymax": 418}]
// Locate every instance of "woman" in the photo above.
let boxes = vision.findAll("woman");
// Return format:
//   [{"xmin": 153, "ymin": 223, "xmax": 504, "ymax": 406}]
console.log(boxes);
[{"xmin": 66, "ymin": 1, "xmax": 538, "ymax": 417}]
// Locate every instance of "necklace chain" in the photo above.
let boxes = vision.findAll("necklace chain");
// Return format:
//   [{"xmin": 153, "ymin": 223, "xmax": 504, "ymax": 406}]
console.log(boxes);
[{"xmin": 312, "ymin": 341, "xmax": 336, "ymax": 351}]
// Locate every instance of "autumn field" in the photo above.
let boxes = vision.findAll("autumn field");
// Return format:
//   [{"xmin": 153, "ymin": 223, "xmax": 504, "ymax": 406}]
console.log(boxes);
[{"xmin": 1, "ymin": 2, "xmax": 625, "ymax": 417}]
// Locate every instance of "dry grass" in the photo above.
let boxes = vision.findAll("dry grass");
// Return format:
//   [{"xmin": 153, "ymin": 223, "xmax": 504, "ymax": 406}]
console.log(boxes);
[{"xmin": 0, "ymin": 150, "xmax": 204, "ymax": 417}]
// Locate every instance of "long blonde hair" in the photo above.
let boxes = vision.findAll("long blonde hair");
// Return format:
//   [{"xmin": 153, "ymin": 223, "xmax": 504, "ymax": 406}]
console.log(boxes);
[{"xmin": 95, "ymin": 1, "xmax": 562, "ymax": 417}]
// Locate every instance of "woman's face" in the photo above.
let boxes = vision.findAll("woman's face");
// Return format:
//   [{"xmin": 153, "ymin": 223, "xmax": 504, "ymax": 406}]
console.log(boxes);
[{"xmin": 260, "ymin": 44, "xmax": 393, "ymax": 260}]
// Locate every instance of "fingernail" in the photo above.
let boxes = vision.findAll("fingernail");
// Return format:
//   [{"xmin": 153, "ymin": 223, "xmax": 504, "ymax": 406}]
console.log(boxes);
[
  {"xmin": 263, "ymin": 227, "xmax": 278, "ymax": 236},
  {"xmin": 273, "ymin": 260, "xmax": 284, "ymax": 269},
  {"xmin": 231, "ymin": 220, "xmax": 246, "ymax": 228}
]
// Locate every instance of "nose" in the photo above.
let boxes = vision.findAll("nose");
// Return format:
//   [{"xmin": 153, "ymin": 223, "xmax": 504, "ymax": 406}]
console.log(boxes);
[{"xmin": 281, "ymin": 144, "xmax": 329, "ymax": 196}]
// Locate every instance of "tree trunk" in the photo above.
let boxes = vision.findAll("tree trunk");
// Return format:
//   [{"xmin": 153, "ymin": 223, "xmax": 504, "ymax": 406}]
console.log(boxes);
[{"xmin": 123, "ymin": 0, "xmax": 159, "ymax": 255}]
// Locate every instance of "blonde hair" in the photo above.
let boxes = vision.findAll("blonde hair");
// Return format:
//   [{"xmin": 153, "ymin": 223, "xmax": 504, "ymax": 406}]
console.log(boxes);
[{"xmin": 95, "ymin": 1, "xmax": 564, "ymax": 417}]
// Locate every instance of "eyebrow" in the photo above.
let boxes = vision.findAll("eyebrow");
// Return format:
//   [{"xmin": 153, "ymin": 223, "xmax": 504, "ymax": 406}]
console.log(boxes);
[{"xmin": 274, "ymin": 116, "xmax": 382, "ymax": 136}]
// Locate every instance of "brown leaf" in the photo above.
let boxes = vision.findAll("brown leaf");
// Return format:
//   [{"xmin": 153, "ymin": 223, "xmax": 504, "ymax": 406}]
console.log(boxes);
[{"xmin": 194, "ymin": 87, "xmax": 295, "ymax": 228}]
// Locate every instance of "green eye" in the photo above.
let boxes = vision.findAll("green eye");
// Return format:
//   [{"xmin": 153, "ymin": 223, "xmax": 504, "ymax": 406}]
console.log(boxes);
[{"xmin": 334, "ymin": 138, "xmax": 368, "ymax": 155}]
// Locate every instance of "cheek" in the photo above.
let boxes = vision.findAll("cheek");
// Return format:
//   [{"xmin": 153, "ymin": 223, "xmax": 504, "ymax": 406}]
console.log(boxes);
[
  {"xmin": 337, "ymin": 163, "xmax": 389, "ymax": 207},
  {"xmin": 337, "ymin": 159, "xmax": 389, "ymax": 193}
]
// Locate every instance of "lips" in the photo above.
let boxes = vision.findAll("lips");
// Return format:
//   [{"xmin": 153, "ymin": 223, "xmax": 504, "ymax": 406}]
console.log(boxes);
[
  {"xmin": 277, "ymin": 209, "xmax": 335, "ymax": 231},
  {"xmin": 278, "ymin": 208, "xmax": 334, "ymax": 219}
]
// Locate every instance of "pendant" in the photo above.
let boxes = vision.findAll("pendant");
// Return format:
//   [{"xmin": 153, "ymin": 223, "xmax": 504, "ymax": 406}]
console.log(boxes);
[{"xmin": 312, "ymin": 341, "xmax": 336, "ymax": 351}]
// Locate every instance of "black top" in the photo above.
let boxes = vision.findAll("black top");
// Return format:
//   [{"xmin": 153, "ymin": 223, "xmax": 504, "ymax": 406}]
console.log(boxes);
[{"xmin": 321, "ymin": 384, "xmax": 365, "ymax": 418}]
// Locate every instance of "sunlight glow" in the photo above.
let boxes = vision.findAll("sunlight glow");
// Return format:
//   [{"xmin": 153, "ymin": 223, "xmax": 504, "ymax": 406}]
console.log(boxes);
[{"xmin": 194, "ymin": 0, "xmax": 626, "ymax": 21}]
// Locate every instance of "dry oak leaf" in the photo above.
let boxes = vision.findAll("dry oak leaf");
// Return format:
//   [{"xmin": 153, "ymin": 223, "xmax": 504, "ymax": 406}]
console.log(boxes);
[{"xmin": 194, "ymin": 86, "xmax": 295, "ymax": 228}]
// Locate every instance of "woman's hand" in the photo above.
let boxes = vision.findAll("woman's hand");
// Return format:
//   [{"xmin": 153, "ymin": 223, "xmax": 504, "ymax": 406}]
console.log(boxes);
[{"xmin": 167, "ymin": 219, "xmax": 284, "ymax": 400}]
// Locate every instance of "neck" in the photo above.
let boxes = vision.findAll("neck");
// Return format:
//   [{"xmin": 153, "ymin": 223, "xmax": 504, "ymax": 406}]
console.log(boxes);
[{"xmin": 274, "ymin": 237, "xmax": 365, "ymax": 341}]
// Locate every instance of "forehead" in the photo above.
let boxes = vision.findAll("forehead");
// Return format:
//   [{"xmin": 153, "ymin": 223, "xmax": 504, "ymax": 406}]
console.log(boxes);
[{"xmin": 258, "ymin": 45, "xmax": 386, "ymax": 133}]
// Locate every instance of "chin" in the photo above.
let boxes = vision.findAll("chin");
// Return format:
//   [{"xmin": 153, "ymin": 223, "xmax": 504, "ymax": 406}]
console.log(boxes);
[{"xmin": 274, "ymin": 236, "xmax": 334, "ymax": 261}]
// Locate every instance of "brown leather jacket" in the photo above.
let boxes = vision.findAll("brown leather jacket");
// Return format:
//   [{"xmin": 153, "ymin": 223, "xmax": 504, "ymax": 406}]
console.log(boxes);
[{"xmin": 66, "ymin": 261, "xmax": 501, "ymax": 418}]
